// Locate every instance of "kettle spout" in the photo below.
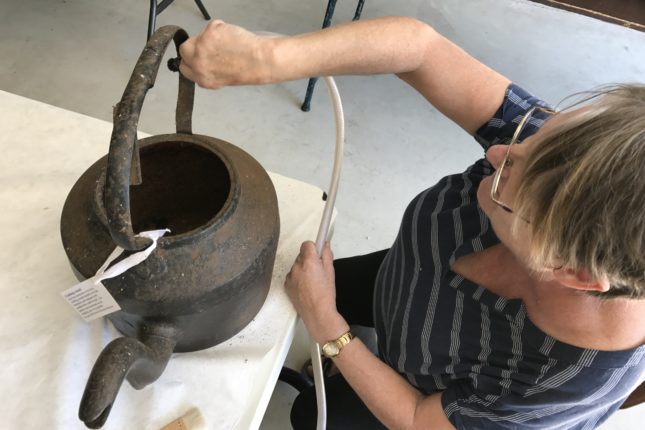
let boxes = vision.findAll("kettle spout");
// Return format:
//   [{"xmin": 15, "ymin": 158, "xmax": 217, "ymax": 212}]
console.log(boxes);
[{"xmin": 79, "ymin": 321, "xmax": 178, "ymax": 428}]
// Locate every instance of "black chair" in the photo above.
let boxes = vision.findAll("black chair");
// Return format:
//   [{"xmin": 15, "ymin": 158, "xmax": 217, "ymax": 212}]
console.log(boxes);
[
  {"xmin": 278, "ymin": 366, "xmax": 313, "ymax": 393},
  {"xmin": 621, "ymin": 381, "xmax": 645, "ymax": 409},
  {"xmin": 301, "ymin": 0, "xmax": 366, "ymax": 112},
  {"xmin": 147, "ymin": 0, "xmax": 211, "ymax": 41}
]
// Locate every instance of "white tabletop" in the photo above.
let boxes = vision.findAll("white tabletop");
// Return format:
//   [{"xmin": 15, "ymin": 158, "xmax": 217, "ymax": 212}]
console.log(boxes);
[{"xmin": 0, "ymin": 90, "xmax": 326, "ymax": 429}]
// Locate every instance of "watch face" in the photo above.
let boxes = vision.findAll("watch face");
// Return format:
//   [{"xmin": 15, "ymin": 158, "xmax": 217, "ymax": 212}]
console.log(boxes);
[{"xmin": 323, "ymin": 342, "xmax": 339, "ymax": 357}]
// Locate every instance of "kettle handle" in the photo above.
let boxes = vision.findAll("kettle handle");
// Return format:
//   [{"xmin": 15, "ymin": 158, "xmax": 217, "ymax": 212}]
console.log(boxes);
[{"xmin": 105, "ymin": 25, "xmax": 194, "ymax": 250}]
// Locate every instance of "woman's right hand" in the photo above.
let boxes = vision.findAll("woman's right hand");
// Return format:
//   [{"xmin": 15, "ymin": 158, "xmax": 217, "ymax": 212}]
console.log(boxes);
[{"xmin": 179, "ymin": 20, "xmax": 277, "ymax": 89}]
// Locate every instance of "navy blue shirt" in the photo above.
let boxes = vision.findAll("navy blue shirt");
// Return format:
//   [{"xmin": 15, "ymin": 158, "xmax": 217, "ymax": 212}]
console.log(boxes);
[{"xmin": 373, "ymin": 84, "xmax": 645, "ymax": 429}]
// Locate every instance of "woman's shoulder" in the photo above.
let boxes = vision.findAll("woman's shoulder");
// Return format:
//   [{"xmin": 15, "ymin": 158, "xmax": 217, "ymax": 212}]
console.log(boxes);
[{"xmin": 474, "ymin": 83, "xmax": 552, "ymax": 150}]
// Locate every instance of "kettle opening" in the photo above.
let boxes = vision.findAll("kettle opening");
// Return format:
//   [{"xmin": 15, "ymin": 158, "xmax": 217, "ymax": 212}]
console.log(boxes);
[{"xmin": 129, "ymin": 140, "xmax": 232, "ymax": 236}]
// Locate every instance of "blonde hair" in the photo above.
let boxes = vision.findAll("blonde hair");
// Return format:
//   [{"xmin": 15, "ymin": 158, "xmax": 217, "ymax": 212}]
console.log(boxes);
[{"xmin": 514, "ymin": 84, "xmax": 645, "ymax": 299}]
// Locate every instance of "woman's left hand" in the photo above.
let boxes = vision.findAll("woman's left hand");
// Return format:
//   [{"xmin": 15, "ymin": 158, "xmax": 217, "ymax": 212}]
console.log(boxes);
[{"xmin": 285, "ymin": 241, "xmax": 349, "ymax": 344}]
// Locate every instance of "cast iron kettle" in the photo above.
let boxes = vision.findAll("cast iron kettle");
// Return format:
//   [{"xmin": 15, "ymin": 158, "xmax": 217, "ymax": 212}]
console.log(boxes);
[{"xmin": 60, "ymin": 26, "xmax": 280, "ymax": 428}]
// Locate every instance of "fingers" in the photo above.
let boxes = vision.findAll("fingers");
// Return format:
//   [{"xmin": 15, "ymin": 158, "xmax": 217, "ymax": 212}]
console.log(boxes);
[
  {"xmin": 177, "ymin": 33, "xmax": 219, "ymax": 89},
  {"xmin": 297, "ymin": 241, "xmax": 334, "ymax": 260},
  {"xmin": 291, "ymin": 241, "xmax": 334, "ymax": 280},
  {"xmin": 178, "ymin": 37, "xmax": 196, "ymax": 63},
  {"xmin": 299, "ymin": 241, "xmax": 316, "ymax": 258},
  {"xmin": 178, "ymin": 38, "xmax": 198, "ymax": 82},
  {"xmin": 178, "ymin": 61, "xmax": 196, "ymax": 82},
  {"xmin": 175, "ymin": 19, "xmax": 270, "ymax": 89},
  {"xmin": 203, "ymin": 19, "xmax": 226, "ymax": 35},
  {"xmin": 322, "ymin": 242, "xmax": 334, "ymax": 268}
]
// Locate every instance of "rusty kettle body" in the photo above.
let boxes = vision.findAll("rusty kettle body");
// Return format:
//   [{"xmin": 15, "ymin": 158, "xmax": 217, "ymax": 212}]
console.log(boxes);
[{"xmin": 60, "ymin": 26, "xmax": 279, "ymax": 428}]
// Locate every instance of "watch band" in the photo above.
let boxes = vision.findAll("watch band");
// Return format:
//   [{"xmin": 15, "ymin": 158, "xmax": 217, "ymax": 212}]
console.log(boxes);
[{"xmin": 322, "ymin": 331, "xmax": 354, "ymax": 358}]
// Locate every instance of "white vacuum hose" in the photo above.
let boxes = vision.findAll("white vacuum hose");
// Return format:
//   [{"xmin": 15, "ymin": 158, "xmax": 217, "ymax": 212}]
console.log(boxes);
[
  {"xmin": 255, "ymin": 31, "xmax": 345, "ymax": 430},
  {"xmin": 310, "ymin": 75, "xmax": 345, "ymax": 430}
]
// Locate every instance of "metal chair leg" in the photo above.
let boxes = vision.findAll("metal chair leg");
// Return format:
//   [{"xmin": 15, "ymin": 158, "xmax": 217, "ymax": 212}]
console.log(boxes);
[
  {"xmin": 147, "ymin": 0, "xmax": 158, "ymax": 41},
  {"xmin": 353, "ymin": 0, "xmax": 365, "ymax": 21},
  {"xmin": 147, "ymin": 0, "xmax": 211, "ymax": 41},
  {"xmin": 301, "ymin": 0, "xmax": 365, "ymax": 112},
  {"xmin": 301, "ymin": 0, "xmax": 338, "ymax": 112},
  {"xmin": 278, "ymin": 366, "xmax": 313, "ymax": 392},
  {"xmin": 193, "ymin": 0, "xmax": 211, "ymax": 20}
]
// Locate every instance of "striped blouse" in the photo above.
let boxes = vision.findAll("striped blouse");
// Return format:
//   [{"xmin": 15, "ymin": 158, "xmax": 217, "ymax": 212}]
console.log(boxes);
[{"xmin": 372, "ymin": 84, "xmax": 645, "ymax": 429}]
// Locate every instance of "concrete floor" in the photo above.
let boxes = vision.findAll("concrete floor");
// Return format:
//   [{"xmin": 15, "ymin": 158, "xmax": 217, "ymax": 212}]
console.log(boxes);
[{"xmin": 1, "ymin": 0, "xmax": 644, "ymax": 428}]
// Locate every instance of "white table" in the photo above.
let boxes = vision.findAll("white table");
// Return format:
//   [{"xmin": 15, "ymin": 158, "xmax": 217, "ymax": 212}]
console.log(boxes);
[{"xmin": 0, "ymin": 90, "xmax": 326, "ymax": 429}]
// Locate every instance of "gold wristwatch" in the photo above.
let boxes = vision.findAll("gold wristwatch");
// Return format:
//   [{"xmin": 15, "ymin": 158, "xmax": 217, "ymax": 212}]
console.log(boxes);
[{"xmin": 321, "ymin": 331, "xmax": 354, "ymax": 358}]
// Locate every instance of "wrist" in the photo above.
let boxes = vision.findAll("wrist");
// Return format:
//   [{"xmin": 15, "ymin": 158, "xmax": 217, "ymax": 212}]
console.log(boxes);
[
  {"xmin": 321, "ymin": 330, "xmax": 354, "ymax": 358},
  {"xmin": 252, "ymin": 36, "xmax": 277, "ymax": 84},
  {"xmin": 314, "ymin": 314, "xmax": 350, "ymax": 345},
  {"xmin": 257, "ymin": 35, "xmax": 298, "ymax": 84},
  {"xmin": 268, "ymin": 35, "xmax": 312, "ymax": 83}
]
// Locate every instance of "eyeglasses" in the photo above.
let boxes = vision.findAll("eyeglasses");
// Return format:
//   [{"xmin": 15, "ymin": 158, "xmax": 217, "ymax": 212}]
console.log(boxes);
[{"xmin": 490, "ymin": 106, "xmax": 556, "ymax": 218}]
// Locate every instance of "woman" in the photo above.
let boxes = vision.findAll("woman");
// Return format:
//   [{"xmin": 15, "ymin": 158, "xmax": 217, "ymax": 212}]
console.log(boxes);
[{"xmin": 179, "ymin": 17, "xmax": 645, "ymax": 429}]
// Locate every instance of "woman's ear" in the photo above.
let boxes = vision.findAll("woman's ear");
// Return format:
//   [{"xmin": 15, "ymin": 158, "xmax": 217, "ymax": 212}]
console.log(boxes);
[{"xmin": 552, "ymin": 267, "xmax": 611, "ymax": 292}]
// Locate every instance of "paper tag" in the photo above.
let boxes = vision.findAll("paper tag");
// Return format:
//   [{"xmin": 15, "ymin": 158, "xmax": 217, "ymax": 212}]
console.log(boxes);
[
  {"xmin": 61, "ymin": 278, "xmax": 121, "ymax": 322},
  {"xmin": 61, "ymin": 229, "xmax": 169, "ymax": 322}
]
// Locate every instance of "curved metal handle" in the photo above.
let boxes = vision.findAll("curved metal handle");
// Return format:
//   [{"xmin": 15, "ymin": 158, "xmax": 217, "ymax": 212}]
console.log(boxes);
[
  {"xmin": 105, "ymin": 25, "xmax": 194, "ymax": 250},
  {"xmin": 79, "ymin": 321, "xmax": 178, "ymax": 429}
]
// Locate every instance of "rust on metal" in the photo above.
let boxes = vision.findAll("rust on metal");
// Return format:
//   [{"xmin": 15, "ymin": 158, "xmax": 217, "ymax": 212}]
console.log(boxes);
[{"xmin": 60, "ymin": 26, "xmax": 280, "ymax": 428}]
